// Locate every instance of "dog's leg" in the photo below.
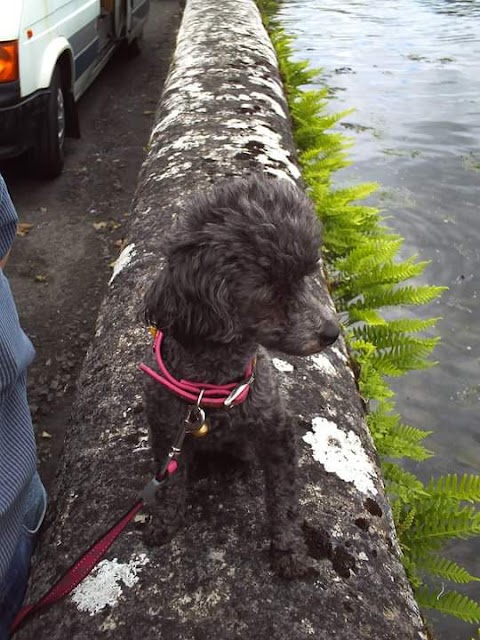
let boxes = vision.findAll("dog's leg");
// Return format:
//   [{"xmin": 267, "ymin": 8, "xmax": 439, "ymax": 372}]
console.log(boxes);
[{"xmin": 257, "ymin": 423, "xmax": 316, "ymax": 578}]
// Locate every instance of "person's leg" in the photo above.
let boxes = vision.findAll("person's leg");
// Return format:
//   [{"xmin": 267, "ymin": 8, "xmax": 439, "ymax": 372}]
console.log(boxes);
[{"xmin": 0, "ymin": 472, "xmax": 46, "ymax": 639}]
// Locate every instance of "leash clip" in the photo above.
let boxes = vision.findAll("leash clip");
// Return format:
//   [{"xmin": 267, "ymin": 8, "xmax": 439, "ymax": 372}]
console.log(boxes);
[
  {"xmin": 141, "ymin": 476, "xmax": 163, "ymax": 506},
  {"xmin": 141, "ymin": 457, "xmax": 180, "ymax": 506},
  {"xmin": 184, "ymin": 404, "xmax": 206, "ymax": 433}
]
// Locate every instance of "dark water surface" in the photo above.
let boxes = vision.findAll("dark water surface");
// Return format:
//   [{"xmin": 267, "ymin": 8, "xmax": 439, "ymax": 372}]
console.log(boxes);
[{"xmin": 278, "ymin": 1, "xmax": 480, "ymax": 637}]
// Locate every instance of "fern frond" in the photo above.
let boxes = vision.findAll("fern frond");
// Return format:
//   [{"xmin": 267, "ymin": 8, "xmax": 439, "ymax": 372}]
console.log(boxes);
[
  {"xmin": 408, "ymin": 504, "xmax": 480, "ymax": 545},
  {"xmin": 401, "ymin": 554, "xmax": 422, "ymax": 589},
  {"xmin": 416, "ymin": 588, "xmax": 480, "ymax": 623},
  {"xmin": 427, "ymin": 474, "xmax": 480, "ymax": 503},
  {"xmin": 391, "ymin": 423, "xmax": 432, "ymax": 445},
  {"xmin": 345, "ymin": 308, "xmax": 386, "ymax": 325},
  {"xmin": 335, "ymin": 238, "xmax": 404, "ymax": 275},
  {"xmin": 376, "ymin": 431, "xmax": 433, "ymax": 461},
  {"xmin": 367, "ymin": 404, "xmax": 400, "ymax": 436},
  {"xmin": 352, "ymin": 318, "xmax": 441, "ymax": 346},
  {"xmin": 416, "ymin": 555, "xmax": 480, "ymax": 584},
  {"xmin": 302, "ymin": 154, "xmax": 350, "ymax": 186},
  {"xmin": 358, "ymin": 367, "xmax": 394, "ymax": 401},
  {"xmin": 369, "ymin": 338, "xmax": 439, "ymax": 376},
  {"xmin": 348, "ymin": 285, "xmax": 446, "ymax": 311},
  {"xmin": 348, "ymin": 340, "xmax": 395, "ymax": 400},
  {"xmin": 382, "ymin": 462, "xmax": 428, "ymax": 501},
  {"xmin": 336, "ymin": 259, "xmax": 430, "ymax": 299},
  {"xmin": 322, "ymin": 183, "xmax": 379, "ymax": 208},
  {"xmin": 395, "ymin": 506, "xmax": 417, "ymax": 537}
]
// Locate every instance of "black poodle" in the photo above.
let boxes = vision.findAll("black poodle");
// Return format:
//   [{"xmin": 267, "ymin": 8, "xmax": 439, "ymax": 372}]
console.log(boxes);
[{"xmin": 141, "ymin": 173, "xmax": 339, "ymax": 578}]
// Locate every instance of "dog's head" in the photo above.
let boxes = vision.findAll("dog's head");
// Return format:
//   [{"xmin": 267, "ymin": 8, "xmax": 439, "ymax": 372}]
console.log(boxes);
[{"xmin": 143, "ymin": 174, "xmax": 339, "ymax": 355}]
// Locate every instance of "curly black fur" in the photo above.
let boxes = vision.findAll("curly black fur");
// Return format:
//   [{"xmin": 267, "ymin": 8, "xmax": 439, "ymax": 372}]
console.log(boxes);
[{"xmin": 142, "ymin": 174, "xmax": 339, "ymax": 578}]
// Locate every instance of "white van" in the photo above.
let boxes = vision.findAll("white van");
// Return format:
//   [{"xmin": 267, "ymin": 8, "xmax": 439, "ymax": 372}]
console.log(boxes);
[{"xmin": 0, "ymin": 0, "xmax": 149, "ymax": 178}]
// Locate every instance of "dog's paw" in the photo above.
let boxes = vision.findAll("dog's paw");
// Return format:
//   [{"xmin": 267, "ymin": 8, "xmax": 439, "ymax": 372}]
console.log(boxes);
[
  {"xmin": 270, "ymin": 545, "xmax": 319, "ymax": 579},
  {"xmin": 142, "ymin": 517, "xmax": 179, "ymax": 547},
  {"xmin": 142, "ymin": 497, "xmax": 184, "ymax": 547}
]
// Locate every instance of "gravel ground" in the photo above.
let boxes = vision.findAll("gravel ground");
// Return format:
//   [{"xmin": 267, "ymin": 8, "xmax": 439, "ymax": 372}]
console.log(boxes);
[{"xmin": 0, "ymin": 0, "xmax": 181, "ymax": 493}]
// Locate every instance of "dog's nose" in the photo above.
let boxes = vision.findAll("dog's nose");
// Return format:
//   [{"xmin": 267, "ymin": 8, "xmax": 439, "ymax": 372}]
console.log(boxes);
[{"xmin": 321, "ymin": 319, "xmax": 340, "ymax": 346}]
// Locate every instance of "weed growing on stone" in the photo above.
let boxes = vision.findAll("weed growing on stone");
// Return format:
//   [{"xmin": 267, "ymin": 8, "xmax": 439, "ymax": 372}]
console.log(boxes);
[{"xmin": 257, "ymin": 0, "xmax": 480, "ymax": 629}]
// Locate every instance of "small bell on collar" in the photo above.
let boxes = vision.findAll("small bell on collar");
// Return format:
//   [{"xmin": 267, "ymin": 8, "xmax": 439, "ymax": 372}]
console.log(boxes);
[{"xmin": 193, "ymin": 421, "xmax": 209, "ymax": 438}]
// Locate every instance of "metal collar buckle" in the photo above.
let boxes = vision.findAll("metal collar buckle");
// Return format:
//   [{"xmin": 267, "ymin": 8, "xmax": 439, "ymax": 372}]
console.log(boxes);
[{"xmin": 224, "ymin": 371, "xmax": 255, "ymax": 408}]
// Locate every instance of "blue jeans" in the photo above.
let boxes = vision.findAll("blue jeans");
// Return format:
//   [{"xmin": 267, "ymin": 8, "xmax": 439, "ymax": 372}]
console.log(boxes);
[{"xmin": 0, "ymin": 473, "xmax": 47, "ymax": 640}]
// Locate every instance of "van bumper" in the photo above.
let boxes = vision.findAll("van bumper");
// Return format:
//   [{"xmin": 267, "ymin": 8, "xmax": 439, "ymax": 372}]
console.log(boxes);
[{"xmin": 0, "ymin": 85, "xmax": 49, "ymax": 159}]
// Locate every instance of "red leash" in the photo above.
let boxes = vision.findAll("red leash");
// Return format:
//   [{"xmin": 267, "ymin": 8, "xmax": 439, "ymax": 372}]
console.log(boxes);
[
  {"xmin": 12, "ymin": 331, "xmax": 255, "ymax": 634},
  {"xmin": 10, "ymin": 499, "xmax": 145, "ymax": 634},
  {"xmin": 10, "ymin": 455, "xmax": 178, "ymax": 634}
]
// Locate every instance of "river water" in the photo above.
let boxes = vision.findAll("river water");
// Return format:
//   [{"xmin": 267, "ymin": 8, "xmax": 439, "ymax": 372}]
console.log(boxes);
[{"xmin": 277, "ymin": 1, "xmax": 480, "ymax": 638}]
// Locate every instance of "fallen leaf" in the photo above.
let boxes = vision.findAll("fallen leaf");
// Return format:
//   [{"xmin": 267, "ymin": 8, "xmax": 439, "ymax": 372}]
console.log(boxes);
[
  {"xmin": 133, "ymin": 513, "xmax": 149, "ymax": 524},
  {"xmin": 93, "ymin": 221, "xmax": 108, "ymax": 231},
  {"xmin": 40, "ymin": 431, "xmax": 52, "ymax": 439},
  {"xmin": 17, "ymin": 223, "xmax": 34, "ymax": 236},
  {"xmin": 93, "ymin": 220, "xmax": 122, "ymax": 232},
  {"xmin": 114, "ymin": 238, "xmax": 127, "ymax": 250},
  {"xmin": 34, "ymin": 274, "xmax": 48, "ymax": 283}
]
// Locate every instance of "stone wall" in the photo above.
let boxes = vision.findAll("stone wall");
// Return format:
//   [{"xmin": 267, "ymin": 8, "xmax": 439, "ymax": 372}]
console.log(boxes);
[{"xmin": 17, "ymin": 1, "xmax": 427, "ymax": 638}]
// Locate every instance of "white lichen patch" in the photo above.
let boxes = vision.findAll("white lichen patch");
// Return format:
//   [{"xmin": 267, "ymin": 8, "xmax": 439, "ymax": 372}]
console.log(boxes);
[
  {"xmin": 207, "ymin": 549, "xmax": 227, "ymax": 567},
  {"xmin": 146, "ymin": 0, "xmax": 302, "ymax": 184},
  {"xmin": 303, "ymin": 417, "xmax": 378, "ymax": 495},
  {"xmin": 172, "ymin": 585, "xmax": 229, "ymax": 622},
  {"xmin": 300, "ymin": 618, "xmax": 316, "ymax": 636},
  {"xmin": 71, "ymin": 554, "xmax": 149, "ymax": 615},
  {"xmin": 272, "ymin": 357, "xmax": 294, "ymax": 373},
  {"xmin": 250, "ymin": 74, "xmax": 286, "ymax": 99},
  {"xmin": 109, "ymin": 243, "xmax": 136, "ymax": 285},
  {"xmin": 330, "ymin": 345, "xmax": 349, "ymax": 364},
  {"xmin": 299, "ymin": 481, "xmax": 324, "ymax": 505},
  {"xmin": 308, "ymin": 353, "xmax": 338, "ymax": 377}
]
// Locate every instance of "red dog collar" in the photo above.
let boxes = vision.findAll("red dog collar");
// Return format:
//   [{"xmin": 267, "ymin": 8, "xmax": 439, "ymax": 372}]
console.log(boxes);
[{"xmin": 139, "ymin": 329, "xmax": 255, "ymax": 408}]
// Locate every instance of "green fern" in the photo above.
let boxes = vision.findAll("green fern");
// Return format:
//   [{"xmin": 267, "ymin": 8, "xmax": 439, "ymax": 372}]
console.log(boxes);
[
  {"xmin": 335, "ymin": 259, "xmax": 431, "ymax": 300},
  {"xmin": 405, "ymin": 503, "xmax": 480, "ymax": 549},
  {"xmin": 352, "ymin": 317, "xmax": 440, "ymax": 341},
  {"xmin": 427, "ymin": 474, "xmax": 480, "ymax": 503},
  {"xmin": 368, "ymin": 402, "xmax": 432, "ymax": 461},
  {"xmin": 416, "ymin": 555, "xmax": 480, "ymax": 584},
  {"xmin": 376, "ymin": 432, "xmax": 433, "ymax": 462},
  {"xmin": 416, "ymin": 588, "xmax": 480, "ymax": 624},
  {"xmin": 382, "ymin": 463, "xmax": 429, "ymax": 502},
  {"xmin": 258, "ymin": 1, "xmax": 480, "ymax": 633},
  {"xmin": 334, "ymin": 237, "xmax": 404, "ymax": 274},
  {"xmin": 346, "ymin": 284, "xmax": 446, "ymax": 312},
  {"xmin": 368, "ymin": 338, "xmax": 440, "ymax": 377}
]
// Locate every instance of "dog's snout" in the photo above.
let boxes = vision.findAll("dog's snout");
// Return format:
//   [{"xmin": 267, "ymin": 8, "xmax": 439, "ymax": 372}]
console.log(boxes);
[{"xmin": 321, "ymin": 319, "xmax": 340, "ymax": 346}]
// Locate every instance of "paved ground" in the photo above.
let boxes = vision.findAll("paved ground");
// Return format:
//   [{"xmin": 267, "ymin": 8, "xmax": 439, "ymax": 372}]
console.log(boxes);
[{"xmin": 0, "ymin": 0, "xmax": 181, "ymax": 493}]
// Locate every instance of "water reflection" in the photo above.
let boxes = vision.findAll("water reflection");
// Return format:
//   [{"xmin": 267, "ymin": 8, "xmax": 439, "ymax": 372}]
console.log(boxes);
[
  {"xmin": 278, "ymin": 1, "xmax": 480, "ymax": 638},
  {"xmin": 421, "ymin": 0, "xmax": 480, "ymax": 16}
]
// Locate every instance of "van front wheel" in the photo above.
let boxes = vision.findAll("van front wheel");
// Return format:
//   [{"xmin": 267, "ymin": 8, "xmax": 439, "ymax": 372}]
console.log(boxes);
[{"xmin": 29, "ymin": 65, "xmax": 66, "ymax": 179}]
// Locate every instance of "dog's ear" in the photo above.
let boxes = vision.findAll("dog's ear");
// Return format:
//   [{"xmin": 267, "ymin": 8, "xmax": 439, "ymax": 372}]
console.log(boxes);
[
  {"xmin": 143, "ymin": 258, "xmax": 241, "ymax": 344},
  {"xmin": 179, "ymin": 269, "xmax": 240, "ymax": 343},
  {"xmin": 143, "ymin": 267, "xmax": 179, "ymax": 331}
]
